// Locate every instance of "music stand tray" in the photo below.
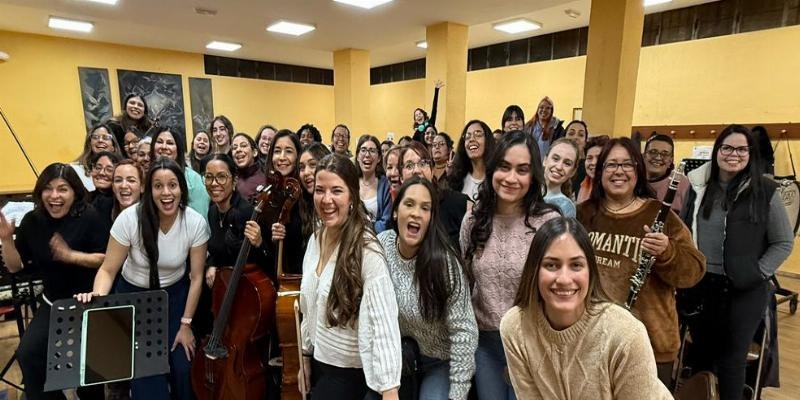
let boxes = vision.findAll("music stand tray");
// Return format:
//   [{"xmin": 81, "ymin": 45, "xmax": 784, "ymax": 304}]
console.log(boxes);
[{"xmin": 44, "ymin": 291, "xmax": 169, "ymax": 392}]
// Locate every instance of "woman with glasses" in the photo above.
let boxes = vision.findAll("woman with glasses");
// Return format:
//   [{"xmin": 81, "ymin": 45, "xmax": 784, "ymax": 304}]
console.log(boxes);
[
  {"xmin": 89, "ymin": 151, "xmax": 122, "ymax": 231},
  {"xmin": 525, "ymin": 96, "xmax": 564, "ymax": 157},
  {"xmin": 231, "ymin": 133, "xmax": 267, "ymax": 202},
  {"xmin": 576, "ymin": 137, "xmax": 705, "ymax": 388},
  {"xmin": 330, "ymin": 124, "xmax": 353, "ymax": 157},
  {"xmin": 449, "ymin": 120, "xmax": 496, "ymax": 202},
  {"xmin": 123, "ymin": 126, "xmax": 143, "ymax": 159},
  {"xmin": 356, "ymin": 135, "xmax": 392, "ymax": 233},
  {"xmin": 431, "ymin": 132, "xmax": 453, "ymax": 186},
  {"xmin": 644, "ymin": 134, "xmax": 690, "ymax": 214},
  {"xmin": 460, "ymin": 131, "xmax": 559, "ymax": 400},
  {"xmin": 255, "ymin": 125, "xmax": 278, "ymax": 164},
  {"xmin": 681, "ymin": 125, "xmax": 793, "ymax": 400},
  {"xmin": 72, "ymin": 123, "xmax": 124, "ymax": 191},
  {"xmin": 400, "ymin": 141, "xmax": 469, "ymax": 249}
]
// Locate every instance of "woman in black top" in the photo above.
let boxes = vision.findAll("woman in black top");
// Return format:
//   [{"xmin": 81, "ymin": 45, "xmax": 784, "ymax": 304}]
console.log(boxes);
[
  {"xmin": 0, "ymin": 163, "xmax": 108, "ymax": 400},
  {"xmin": 89, "ymin": 151, "xmax": 121, "ymax": 231},
  {"xmin": 202, "ymin": 154, "xmax": 269, "ymax": 288}
]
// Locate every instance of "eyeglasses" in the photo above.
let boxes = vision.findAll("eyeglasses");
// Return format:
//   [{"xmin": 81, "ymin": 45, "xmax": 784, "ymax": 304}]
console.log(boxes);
[
  {"xmin": 359, "ymin": 148, "xmax": 378, "ymax": 156},
  {"xmin": 431, "ymin": 141, "xmax": 448, "ymax": 149},
  {"xmin": 91, "ymin": 133, "xmax": 113, "ymax": 141},
  {"xmin": 93, "ymin": 164, "xmax": 115, "ymax": 175},
  {"xmin": 603, "ymin": 161, "xmax": 637, "ymax": 172},
  {"xmin": 125, "ymin": 138, "xmax": 140, "ymax": 147},
  {"xmin": 403, "ymin": 160, "xmax": 433, "ymax": 171},
  {"xmin": 719, "ymin": 145, "xmax": 750, "ymax": 156},
  {"xmin": 464, "ymin": 131, "xmax": 485, "ymax": 140},
  {"xmin": 645, "ymin": 149, "xmax": 672, "ymax": 159},
  {"xmin": 333, "ymin": 134, "xmax": 349, "ymax": 142},
  {"xmin": 204, "ymin": 173, "xmax": 230, "ymax": 185}
]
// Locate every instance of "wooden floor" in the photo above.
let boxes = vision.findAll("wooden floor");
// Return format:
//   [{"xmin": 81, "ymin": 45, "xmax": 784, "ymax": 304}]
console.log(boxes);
[{"xmin": 2, "ymin": 279, "xmax": 800, "ymax": 399}]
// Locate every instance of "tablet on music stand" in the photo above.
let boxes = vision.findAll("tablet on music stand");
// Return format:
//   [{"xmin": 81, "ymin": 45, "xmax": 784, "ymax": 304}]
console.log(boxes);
[{"xmin": 80, "ymin": 305, "xmax": 135, "ymax": 386}]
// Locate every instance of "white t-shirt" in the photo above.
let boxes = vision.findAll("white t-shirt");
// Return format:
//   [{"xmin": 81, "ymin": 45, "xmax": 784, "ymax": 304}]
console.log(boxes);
[
  {"xmin": 461, "ymin": 173, "xmax": 483, "ymax": 202},
  {"xmin": 111, "ymin": 205, "xmax": 210, "ymax": 288}
]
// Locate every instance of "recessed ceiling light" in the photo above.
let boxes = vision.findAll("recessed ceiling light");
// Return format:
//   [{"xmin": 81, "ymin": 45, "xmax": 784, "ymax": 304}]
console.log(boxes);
[
  {"xmin": 266, "ymin": 21, "xmax": 316, "ymax": 36},
  {"xmin": 493, "ymin": 19, "xmax": 542, "ymax": 35},
  {"xmin": 564, "ymin": 9, "xmax": 581, "ymax": 19},
  {"xmin": 333, "ymin": 0, "xmax": 393, "ymax": 9},
  {"xmin": 84, "ymin": 0, "xmax": 118, "ymax": 4},
  {"xmin": 48, "ymin": 16, "xmax": 94, "ymax": 33},
  {"xmin": 644, "ymin": 0, "xmax": 672, "ymax": 6},
  {"xmin": 194, "ymin": 7, "xmax": 218, "ymax": 16},
  {"xmin": 206, "ymin": 41, "xmax": 242, "ymax": 52},
  {"xmin": 416, "ymin": 41, "xmax": 427, "ymax": 49}
]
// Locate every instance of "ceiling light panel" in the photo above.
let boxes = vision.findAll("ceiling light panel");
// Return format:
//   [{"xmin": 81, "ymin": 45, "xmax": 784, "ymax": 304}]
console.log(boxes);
[
  {"xmin": 644, "ymin": 0, "xmax": 672, "ymax": 6},
  {"xmin": 416, "ymin": 41, "xmax": 427, "ymax": 49},
  {"xmin": 48, "ymin": 16, "xmax": 94, "ymax": 33},
  {"xmin": 493, "ymin": 19, "xmax": 542, "ymax": 35},
  {"xmin": 84, "ymin": 0, "xmax": 119, "ymax": 4},
  {"xmin": 333, "ymin": 0, "xmax": 393, "ymax": 9},
  {"xmin": 266, "ymin": 21, "xmax": 316, "ymax": 36},
  {"xmin": 206, "ymin": 41, "xmax": 242, "ymax": 52}
]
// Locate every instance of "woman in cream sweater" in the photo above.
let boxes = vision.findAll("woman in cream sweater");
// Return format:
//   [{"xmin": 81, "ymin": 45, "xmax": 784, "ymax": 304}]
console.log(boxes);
[{"xmin": 500, "ymin": 217, "xmax": 672, "ymax": 400}]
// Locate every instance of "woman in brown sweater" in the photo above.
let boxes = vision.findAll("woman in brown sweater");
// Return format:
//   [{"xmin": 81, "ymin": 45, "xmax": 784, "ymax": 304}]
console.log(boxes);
[
  {"xmin": 500, "ymin": 217, "xmax": 672, "ymax": 400},
  {"xmin": 576, "ymin": 137, "xmax": 705, "ymax": 388}
]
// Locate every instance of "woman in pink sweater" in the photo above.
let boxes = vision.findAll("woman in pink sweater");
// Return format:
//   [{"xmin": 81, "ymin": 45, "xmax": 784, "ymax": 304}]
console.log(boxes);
[
  {"xmin": 500, "ymin": 217, "xmax": 672, "ymax": 399},
  {"xmin": 460, "ymin": 130, "xmax": 559, "ymax": 400}
]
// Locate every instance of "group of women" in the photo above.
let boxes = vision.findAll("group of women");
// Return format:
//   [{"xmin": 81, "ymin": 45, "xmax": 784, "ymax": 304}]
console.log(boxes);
[{"xmin": 0, "ymin": 91, "xmax": 792, "ymax": 400}]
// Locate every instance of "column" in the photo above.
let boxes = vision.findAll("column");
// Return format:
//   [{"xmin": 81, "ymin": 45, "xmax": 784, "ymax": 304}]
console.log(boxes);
[
  {"xmin": 581, "ymin": 0, "xmax": 645, "ymax": 136},
  {"xmin": 333, "ymin": 48, "xmax": 370, "ymax": 149},
  {"xmin": 426, "ymin": 22, "xmax": 468, "ymax": 134}
]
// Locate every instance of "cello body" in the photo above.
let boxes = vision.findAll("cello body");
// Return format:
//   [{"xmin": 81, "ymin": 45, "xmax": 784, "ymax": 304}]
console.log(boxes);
[{"xmin": 192, "ymin": 264, "xmax": 277, "ymax": 400}]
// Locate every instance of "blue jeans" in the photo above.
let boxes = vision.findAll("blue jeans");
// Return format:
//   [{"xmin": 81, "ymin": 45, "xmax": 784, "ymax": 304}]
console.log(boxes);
[
  {"xmin": 115, "ymin": 276, "xmax": 192, "ymax": 400},
  {"xmin": 474, "ymin": 330, "xmax": 516, "ymax": 400},
  {"xmin": 418, "ymin": 355, "xmax": 449, "ymax": 400}
]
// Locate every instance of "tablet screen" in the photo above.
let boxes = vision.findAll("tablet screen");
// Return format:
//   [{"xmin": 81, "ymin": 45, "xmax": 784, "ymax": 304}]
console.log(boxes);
[{"xmin": 81, "ymin": 305, "xmax": 135, "ymax": 385}]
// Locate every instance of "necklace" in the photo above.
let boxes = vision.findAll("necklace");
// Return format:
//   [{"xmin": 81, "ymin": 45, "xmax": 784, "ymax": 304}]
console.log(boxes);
[
  {"xmin": 218, "ymin": 209, "xmax": 228, "ymax": 229},
  {"xmin": 605, "ymin": 197, "xmax": 638, "ymax": 213},
  {"xmin": 361, "ymin": 177, "xmax": 377, "ymax": 187}
]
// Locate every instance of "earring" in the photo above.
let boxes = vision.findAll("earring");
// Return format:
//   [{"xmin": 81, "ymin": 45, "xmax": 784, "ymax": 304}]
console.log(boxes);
[{"xmin": 349, "ymin": 203, "xmax": 354, "ymax": 212}]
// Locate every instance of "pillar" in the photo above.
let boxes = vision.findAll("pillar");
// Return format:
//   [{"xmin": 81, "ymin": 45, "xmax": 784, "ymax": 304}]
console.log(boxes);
[
  {"xmin": 333, "ymin": 48, "xmax": 370, "ymax": 150},
  {"xmin": 581, "ymin": 0, "xmax": 645, "ymax": 136},
  {"xmin": 426, "ymin": 22, "xmax": 468, "ymax": 134}
]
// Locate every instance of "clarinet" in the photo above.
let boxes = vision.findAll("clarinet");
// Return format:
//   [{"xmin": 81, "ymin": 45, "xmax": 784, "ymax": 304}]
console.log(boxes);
[{"xmin": 625, "ymin": 161, "xmax": 686, "ymax": 310}]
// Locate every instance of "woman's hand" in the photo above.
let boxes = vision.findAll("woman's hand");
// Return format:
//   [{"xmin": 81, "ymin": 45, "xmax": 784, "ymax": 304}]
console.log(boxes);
[
  {"xmin": 74, "ymin": 291, "xmax": 100, "ymax": 303},
  {"xmin": 206, "ymin": 266, "xmax": 217, "ymax": 288},
  {"xmin": 49, "ymin": 233, "xmax": 75, "ymax": 264},
  {"xmin": 642, "ymin": 225, "xmax": 670, "ymax": 257},
  {"xmin": 271, "ymin": 223, "xmax": 286, "ymax": 242},
  {"xmin": 245, "ymin": 221, "xmax": 263, "ymax": 247},
  {"xmin": 381, "ymin": 388, "xmax": 399, "ymax": 400},
  {"xmin": 172, "ymin": 324, "xmax": 196, "ymax": 361},
  {"xmin": 0, "ymin": 212, "xmax": 16, "ymax": 240},
  {"xmin": 434, "ymin": 79, "xmax": 445, "ymax": 89},
  {"xmin": 298, "ymin": 355, "xmax": 312, "ymax": 395}
]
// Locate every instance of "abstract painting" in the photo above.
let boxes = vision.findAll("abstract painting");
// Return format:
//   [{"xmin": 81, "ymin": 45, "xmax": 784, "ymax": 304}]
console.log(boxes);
[
  {"xmin": 78, "ymin": 67, "xmax": 113, "ymax": 132},
  {"xmin": 188, "ymin": 78, "xmax": 214, "ymax": 136},
  {"xmin": 117, "ymin": 69, "xmax": 185, "ymax": 134}
]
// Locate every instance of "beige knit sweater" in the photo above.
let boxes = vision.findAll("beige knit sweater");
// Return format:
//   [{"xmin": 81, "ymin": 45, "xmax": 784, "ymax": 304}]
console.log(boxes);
[{"xmin": 500, "ymin": 303, "xmax": 673, "ymax": 400}]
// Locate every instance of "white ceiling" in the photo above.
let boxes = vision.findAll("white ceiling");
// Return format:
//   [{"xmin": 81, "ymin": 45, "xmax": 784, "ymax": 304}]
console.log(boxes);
[{"xmin": 0, "ymin": 0, "xmax": 718, "ymax": 69}]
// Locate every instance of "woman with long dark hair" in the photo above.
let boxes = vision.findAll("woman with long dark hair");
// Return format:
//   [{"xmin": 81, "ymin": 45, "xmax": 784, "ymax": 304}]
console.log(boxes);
[
  {"xmin": 189, "ymin": 130, "xmax": 213, "ymax": 172},
  {"xmin": 576, "ymin": 135, "xmax": 609, "ymax": 203},
  {"xmin": 76, "ymin": 158, "xmax": 209, "ymax": 400},
  {"xmin": 210, "ymin": 115, "xmax": 235, "ymax": 154},
  {"xmin": 378, "ymin": 177, "xmax": 477, "ymax": 399},
  {"xmin": 383, "ymin": 146, "xmax": 404, "ymax": 200},
  {"xmin": 355, "ymin": 134, "xmax": 391, "ymax": 233},
  {"xmin": 459, "ymin": 130, "xmax": 559, "ymax": 400},
  {"xmin": 299, "ymin": 143, "xmax": 331, "ymax": 240},
  {"xmin": 576, "ymin": 137, "xmax": 705, "ymax": 388},
  {"xmin": 563, "ymin": 120, "xmax": 589, "ymax": 195},
  {"xmin": 150, "ymin": 127, "xmax": 210, "ymax": 219},
  {"xmin": 231, "ymin": 133, "xmax": 267, "ymax": 202},
  {"xmin": 501, "ymin": 217, "xmax": 671, "ymax": 399},
  {"xmin": 255, "ymin": 124, "xmax": 278, "ymax": 163},
  {"xmin": 449, "ymin": 120, "xmax": 495, "ymax": 201},
  {"xmin": 299, "ymin": 154, "xmax": 401, "ymax": 399},
  {"xmin": 500, "ymin": 105, "xmax": 525, "ymax": 133},
  {"xmin": 682, "ymin": 125, "xmax": 793, "ymax": 400},
  {"xmin": 411, "ymin": 80, "xmax": 444, "ymax": 143},
  {"xmin": 399, "ymin": 141, "xmax": 469, "ymax": 249},
  {"xmin": 1, "ymin": 164, "xmax": 108, "ymax": 400},
  {"xmin": 88, "ymin": 151, "xmax": 122, "ymax": 230},
  {"xmin": 298, "ymin": 123, "xmax": 322, "ymax": 148},
  {"xmin": 72, "ymin": 123, "xmax": 124, "ymax": 191},
  {"xmin": 109, "ymin": 94, "xmax": 152, "ymax": 145},
  {"xmin": 430, "ymin": 132, "xmax": 453, "ymax": 185}
]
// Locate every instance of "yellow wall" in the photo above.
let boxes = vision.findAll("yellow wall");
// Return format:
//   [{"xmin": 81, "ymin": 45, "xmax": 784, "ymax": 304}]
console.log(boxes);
[
  {"xmin": 368, "ymin": 79, "xmax": 425, "ymax": 141},
  {"xmin": 0, "ymin": 30, "xmax": 334, "ymax": 192}
]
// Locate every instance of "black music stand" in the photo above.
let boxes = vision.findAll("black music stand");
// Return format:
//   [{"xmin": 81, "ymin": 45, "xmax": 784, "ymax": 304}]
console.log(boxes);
[
  {"xmin": 44, "ymin": 291, "xmax": 170, "ymax": 392},
  {"xmin": 0, "ymin": 270, "xmax": 40, "ymax": 391}
]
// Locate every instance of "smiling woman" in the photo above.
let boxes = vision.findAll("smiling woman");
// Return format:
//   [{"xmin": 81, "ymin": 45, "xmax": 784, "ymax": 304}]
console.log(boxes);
[
  {"xmin": 72, "ymin": 122, "xmax": 124, "ymax": 191},
  {"xmin": 500, "ymin": 217, "xmax": 672, "ymax": 400},
  {"xmin": 89, "ymin": 150, "xmax": 122, "ymax": 230},
  {"xmin": 231, "ymin": 133, "xmax": 267, "ymax": 202},
  {"xmin": 356, "ymin": 134, "xmax": 391, "ymax": 233},
  {"xmin": 149, "ymin": 127, "xmax": 210, "ymax": 220}
]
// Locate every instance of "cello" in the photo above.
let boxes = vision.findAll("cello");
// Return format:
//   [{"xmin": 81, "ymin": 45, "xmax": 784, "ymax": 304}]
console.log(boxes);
[
  {"xmin": 191, "ymin": 177, "xmax": 292, "ymax": 400},
  {"xmin": 273, "ymin": 178, "xmax": 304, "ymax": 400}
]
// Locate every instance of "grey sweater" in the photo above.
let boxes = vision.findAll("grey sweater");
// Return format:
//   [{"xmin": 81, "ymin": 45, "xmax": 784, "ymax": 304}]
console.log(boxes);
[{"xmin": 377, "ymin": 230, "xmax": 479, "ymax": 400}]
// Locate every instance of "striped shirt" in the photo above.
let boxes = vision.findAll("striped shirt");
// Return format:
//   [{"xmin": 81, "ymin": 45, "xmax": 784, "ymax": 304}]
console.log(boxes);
[{"xmin": 300, "ymin": 232, "xmax": 402, "ymax": 393}]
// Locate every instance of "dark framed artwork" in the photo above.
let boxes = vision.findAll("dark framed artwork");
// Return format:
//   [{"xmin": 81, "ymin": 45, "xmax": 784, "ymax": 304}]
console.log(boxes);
[
  {"xmin": 78, "ymin": 67, "xmax": 113, "ymax": 132},
  {"xmin": 117, "ymin": 69, "xmax": 185, "ymax": 134},
  {"xmin": 188, "ymin": 78, "xmax": 214, "ymax": 136}
]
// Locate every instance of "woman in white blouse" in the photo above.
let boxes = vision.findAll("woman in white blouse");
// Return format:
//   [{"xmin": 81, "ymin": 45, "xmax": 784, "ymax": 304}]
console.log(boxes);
[{"xmin": 299, "ymin": 153, "xmax": 402, "ymax": 400}]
